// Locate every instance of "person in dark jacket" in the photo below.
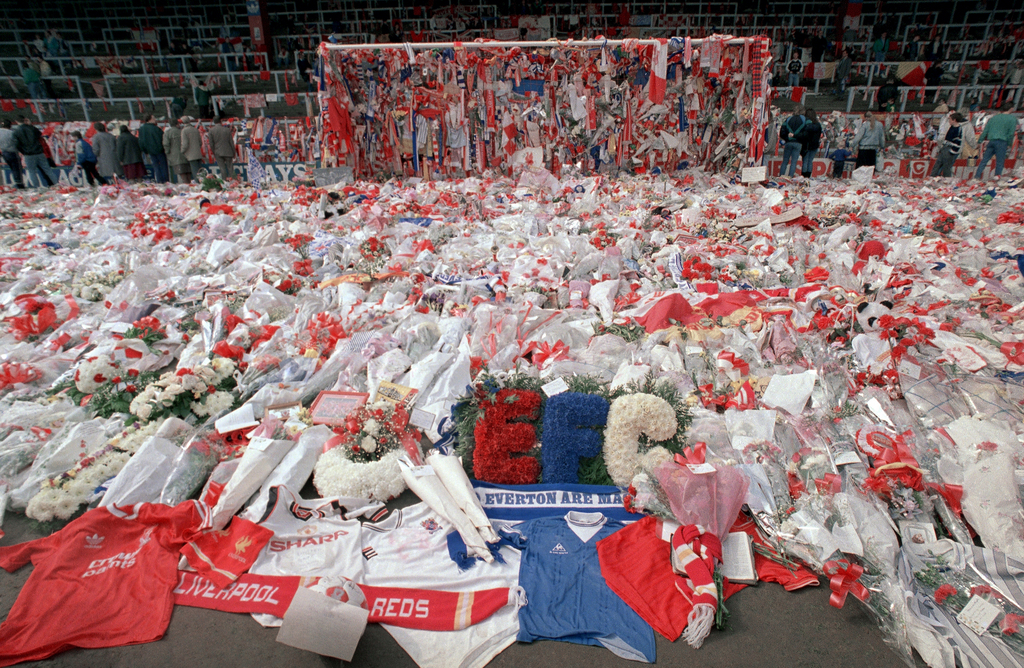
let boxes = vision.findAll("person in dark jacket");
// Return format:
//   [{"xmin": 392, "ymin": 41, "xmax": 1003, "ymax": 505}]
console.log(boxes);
[
  {"xmin": 0, "ymin": 119, "xmax": 24, "ymax": 189},
  {"xmin": 834, "ymin": 48, "xmax": 852, "ymax": 94},
  {"xmin": 925, "ymin": 61, "xmax": 944, "ymax": 88},
  {"xmin": 163, "ymin": 118, "xmax": 186, "ymax": 184},
  {"xmin": 70, "ymin": 130, "xmax": 105, "ymax": 186},
  {"xmin": 194, "ymin": 79, "xmax": 213, "ymax": 119},
  {"xmin": 138, "ymin": 115, "xmax": 168, "ymax": 183},
  {"xmin": 877, "ymin": 77, "xmax": 900, "ymax": 112},
  {"xmin": 116, "ymin": 125, "xmax": 146, "ymax": 181},
  {"xmin": 797, "ymin": 109, "xmax": 823, "ymax": 178},
  {"xmin": 779, "ymin": 105, "xmax": 807, "ymax": 177},
  {"xmin": 930, "ymin": 112, "xmax": 966, "ymax": 177},
  {"xmin": 12, "ymin": 116, "xmax": 55, "ymax": 187}
]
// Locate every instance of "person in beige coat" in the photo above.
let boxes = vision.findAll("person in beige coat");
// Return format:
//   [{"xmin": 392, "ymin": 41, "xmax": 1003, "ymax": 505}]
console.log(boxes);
[
  {"xmin": 179, "ymin": 117, "xmax": 203, "ymax": 182},
  {"xmin": 207, "ymin": 117, "xmax": 236, "ymax": 180},
  {"xmin": 162, "ymin": 118, "xmax": 186, "ymax": 184}
]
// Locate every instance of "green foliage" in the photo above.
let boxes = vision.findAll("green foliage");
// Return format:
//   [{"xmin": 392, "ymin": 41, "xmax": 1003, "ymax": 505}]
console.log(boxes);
[
  {"xmin": 577, "ymin": 453, "xmax": 615, "ymax": 486},
  {"xmin": 201, "ymin": 175, "xmax": 223, "ymax": 192},
  {"xmin": 592, "ymin": 321, "xmax": 648, "ymax": 343},
  {"xmin": 714, "ymin": 568, "xmax": 731, "ymax": 630},
  {"xmin": 122, "ymin": 326, "xmax": 167, "ymax": 348},
  {"xmin": 49, "ymin": 369, "xmax": 162, "ymax": 420}
]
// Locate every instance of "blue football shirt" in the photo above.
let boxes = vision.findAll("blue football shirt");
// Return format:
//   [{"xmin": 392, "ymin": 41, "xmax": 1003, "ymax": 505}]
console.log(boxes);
[{"xmin": 503, "ymin": 511, "xmax": 656, "ymax": 663}]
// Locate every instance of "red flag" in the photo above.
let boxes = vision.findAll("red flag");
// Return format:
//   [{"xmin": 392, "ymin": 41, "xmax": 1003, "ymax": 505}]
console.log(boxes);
[{"xmin": 648, "ymin": 38, "xmax": 667, "ymax": 104}]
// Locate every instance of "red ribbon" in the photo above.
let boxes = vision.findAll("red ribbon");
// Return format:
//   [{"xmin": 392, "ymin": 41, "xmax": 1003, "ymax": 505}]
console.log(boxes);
[
  {"xmin": 306, "ymin": 313, "xmax": 346, "ymax": 357},
  {"xmin": 6, "ymin": 306, "xmax": 56, "ymax": 340},
  {"xmin": 787, "ymin": 470, "xmax": 808, "ymax": 499},
  {"xmin": 224, "ymin": 314, "xmax": 245, "ymax": 334},
  {"xmin": 6, "ymin": 294, "xmax": 78, "ymax": 341},
  {"xmin": 123, "ymin": 347, "xmax": 144, "ymax": 360},
  {"xmin": 44, "ymin": 331, "xmax": 71, "ymax": 351},
  {"xmin": 674, "ymin": 442, "xmax": 707, "ymax": 466},
  {"xmin": 804, "ymin": 266, "xmax": 831, "ymax": 283},
  {"xmin": 873, "ymin": 436, "xmax": 922, "ymax": 471},
  {"xmin": 323, "ymin": 433, "xmax": 347, "ymax": 453},
  {"xmin": 64, "ymin": 294, "xmax": 79, "ymax": 321},
  {"xmin": 716, "ymin": 351, "xmax": 750, "ymax": 377},
  {"xmin": 0, "ymin": 362, "xmax": 41, "ymax": 389},
  {"xmin": 1001, "ymin": 342, "xmax": 1024, "ymax": 366},
  {"xmin": 697, "ymin": 383, "xmax": 728, "ymax": 409},
  {"xmin": 815, "ymin": 472, "xmax": 842, "ymax": 495},
  {"xmin": 926, "ymin": 482, "xmax": 965, "ymax": 519},
  {"xmin": 724, "ymin": 380, "xmax": 756, "ymax": 410},
  {"xmin": 823, "ymin": 559, "xmax": 870, "ymax": 609},
  {"xmin": 524, "ymin": 340, "xmax": 570, "ymax": 368},
  {"xmin": 212, "ymin": 341, "xmax": 246, "ymax": 360},
  {"xmin": 411, "ymin": 239, "xmax": 435, "ymax": 253}
]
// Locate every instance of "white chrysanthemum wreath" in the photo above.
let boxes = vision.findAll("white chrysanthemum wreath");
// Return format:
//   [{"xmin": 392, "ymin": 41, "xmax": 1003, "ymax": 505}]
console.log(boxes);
[
  {"xmin": 313, "ymin": 447, "xmax": 406, "ymax": 502},
  {"xmin": 603, "ymin": 393, "xmax": 677, "ymax": 487}
]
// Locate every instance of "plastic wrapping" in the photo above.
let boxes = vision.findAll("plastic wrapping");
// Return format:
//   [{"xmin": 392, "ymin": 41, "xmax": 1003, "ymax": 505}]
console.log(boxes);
[
  {"xmin": 209, "ymin": 419, "xmax": 295, "ymax": 530},
  {"xmin": 654, "ymin": 460, "xmax": 748, "ymax": 541}
]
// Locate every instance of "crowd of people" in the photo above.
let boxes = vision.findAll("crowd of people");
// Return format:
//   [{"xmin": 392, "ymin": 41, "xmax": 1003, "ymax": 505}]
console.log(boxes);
[
  {"xmin": 772, "ymin": 101, "xmax": 1019, "ymax": 181},
  {"xmin": 0, "ymin": 115, "xmax": 237, "ymax": 188}
]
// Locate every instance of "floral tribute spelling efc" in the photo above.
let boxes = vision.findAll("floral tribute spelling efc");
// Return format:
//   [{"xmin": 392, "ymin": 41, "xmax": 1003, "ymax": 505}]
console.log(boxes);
[{"xmin": 451, "ymin": 371, "xmax": 692, "ymax": 487}]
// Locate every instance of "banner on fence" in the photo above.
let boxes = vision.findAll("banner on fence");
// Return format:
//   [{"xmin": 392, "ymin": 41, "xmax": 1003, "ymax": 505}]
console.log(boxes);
[
  {"xmin": 1, "ymin": 162, "xmax": 310, "ymax": 188},
  {"xmin": 767, "ymin": 157, "xmax": 1018, "ymax": 179}
]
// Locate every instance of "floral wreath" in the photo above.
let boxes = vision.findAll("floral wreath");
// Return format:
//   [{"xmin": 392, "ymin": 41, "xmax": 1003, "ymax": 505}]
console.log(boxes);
[
  {"xmin": 451, "ymin": 371, "xmax": 692, "ymax": 487},
  {"xmin": 311, "ymin": 400, "xmax": 421, "ymax": 502},
  {"xmin": 313, "ymin": 448, "xmax": 407, "ymax": 502}
]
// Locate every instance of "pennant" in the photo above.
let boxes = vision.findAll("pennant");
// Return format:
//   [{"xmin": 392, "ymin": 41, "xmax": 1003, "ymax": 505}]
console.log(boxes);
[
  {"xmin": 649, "ymin": 39, "xmax": 668, "ymax": 104},
  {"xmin": 501, "ymin": 110, "xmax": 517, "ymax": 156},
  {"xmin": 482, "ymin": 65, "xmax": 496, "ymax": 130},
  {"xmin": 247, "ymin": 148, "xmax": 267, "ymax": 190}
]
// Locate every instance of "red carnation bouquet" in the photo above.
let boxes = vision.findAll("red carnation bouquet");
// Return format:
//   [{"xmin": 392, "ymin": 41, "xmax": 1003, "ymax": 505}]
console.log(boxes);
[{"xmin": 327, "ymin": 400, "xmax": 421, "ymax": 465}]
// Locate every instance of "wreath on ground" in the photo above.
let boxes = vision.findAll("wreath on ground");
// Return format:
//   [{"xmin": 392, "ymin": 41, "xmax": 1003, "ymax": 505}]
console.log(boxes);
[{"xmin": 451, "ymin": 371, "xmax": 692, "ymax": 486}]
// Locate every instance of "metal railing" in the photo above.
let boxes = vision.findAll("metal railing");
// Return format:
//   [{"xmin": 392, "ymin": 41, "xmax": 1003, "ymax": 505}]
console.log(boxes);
[
  {"xmin": 839, "ymin": 84, "xmax": 1024, "ymax": 113},
  {"xmin": 14, "ymin": 85, "xmax": 317, "ymax": 124},
  {"xmin": 0, "ymin": 50, "xmax": 281, "ymax": 86},
  {"xmin": 774, "ymin": 58, "xmax": 1020, "ymax": 98}
]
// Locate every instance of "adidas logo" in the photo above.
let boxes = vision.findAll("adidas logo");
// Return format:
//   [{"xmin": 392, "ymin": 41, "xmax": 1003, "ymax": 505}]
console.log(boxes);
[
  {"xmin": 85, "ymin": 534, "xmax": 105, "ymax": 549},
  {"xmin": 550, "ymin": 543, "xmax": 569, "ymax": 555}
]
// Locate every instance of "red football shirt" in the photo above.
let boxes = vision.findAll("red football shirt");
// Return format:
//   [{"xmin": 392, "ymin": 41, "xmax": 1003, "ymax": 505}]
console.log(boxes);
[{"xmin": 0, "ymin": 502, "xmax": 207, "ymax": 667}]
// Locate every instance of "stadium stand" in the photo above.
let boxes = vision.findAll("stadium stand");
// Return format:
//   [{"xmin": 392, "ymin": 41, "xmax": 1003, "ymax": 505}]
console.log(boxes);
[{"xmin": 0, "ymin": 0, "xmax": 1022, "ymax": 123}]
